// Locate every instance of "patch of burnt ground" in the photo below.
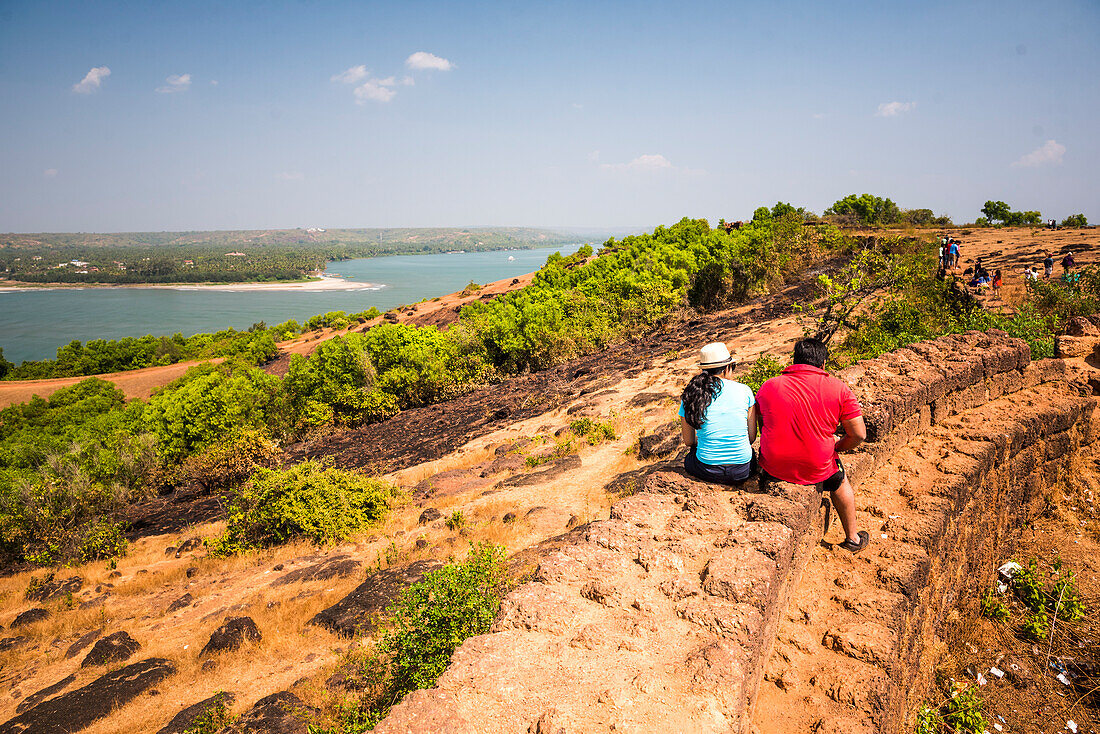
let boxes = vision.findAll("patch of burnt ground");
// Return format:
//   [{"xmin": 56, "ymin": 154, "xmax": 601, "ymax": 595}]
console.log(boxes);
[{"xmin": 286, "ymin": 273, "xmax": 819, "ymax": 474}]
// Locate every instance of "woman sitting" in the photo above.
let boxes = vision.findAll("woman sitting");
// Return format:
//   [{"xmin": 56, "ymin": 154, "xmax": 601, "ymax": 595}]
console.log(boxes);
[{"xmin": 679, "ymin": 342, "xmax": 758, "ymax": 484}]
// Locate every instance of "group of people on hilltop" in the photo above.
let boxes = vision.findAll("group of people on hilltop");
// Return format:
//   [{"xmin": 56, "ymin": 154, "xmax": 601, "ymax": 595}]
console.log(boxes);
[
  {"xmin": 1027, "ymin": 251, "xmax": 1076, "ymax": 281},
  {"xmin": 678, "ymin": 338, "xmax": 870, "ymax": 553},
  {"xmin": 939, "ymin": 236, "xmax": 961, "ymax": 270}
]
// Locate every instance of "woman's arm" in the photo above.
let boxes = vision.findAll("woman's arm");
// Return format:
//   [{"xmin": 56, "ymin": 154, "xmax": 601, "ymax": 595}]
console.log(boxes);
[
  {"xmin": 746, "ymin": 404, "xmax": 758, "ymax": 444},
  {"xmin": 680, "ymin": 416, "xmax": 696, "ymax": 447}
]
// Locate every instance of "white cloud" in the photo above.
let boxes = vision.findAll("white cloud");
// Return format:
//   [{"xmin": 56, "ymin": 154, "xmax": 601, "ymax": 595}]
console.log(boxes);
[
  {"xmin": 332, "ymin": 66, "xmax": 400, "ymax": 103},
  {"xmin": 812, "ymin": 112, "xmax": 828, "ymax": 119},
  {"xmin": 331, "ymin": 65, "xmax": 368, "ymax": 84},
  {"xmin": 1012, "ymin": 139, "xmax": 1066, "ymax": 168},
  {"xmin": 401, "ymin": 76, "xmax": 415, "ymax": 86},
  {"xmin": 276, "ymin": 171, "xmax": 303, "ymax": 181},
  {"xmin": 405, "ymin": 51, "xmax": 453, "ymax": 71},
  {"xmin": 353, "ymin": 79, "xmax": 397, "ymax": 103},
  {"xmin": 43, "ymin": 168, "xmax": 58, "ymax": 178},
  {"xmin": 210, "ymin": 80, "xmax": 219, "ymax": 86},
  {"xmin": 875, "ymin": 101, "xmax": 915, "ymax": 117},
  {"xmin": 72, "ymin": 66, "xmax": 111, "ymax": 94},
  {"xmin": 572, "ymin": 102, "xmax": 583, "ymax": 110},
  {"xmin": 596, "ymin": 153, "xmax": 706, "ymax": 175},
  {"xmin": 156, "ymin": 73, "xmax": 192, "ymax": 94},
  {"xmin": 600, "ymin": 153, "xmax": 675, "ymax": 172}
]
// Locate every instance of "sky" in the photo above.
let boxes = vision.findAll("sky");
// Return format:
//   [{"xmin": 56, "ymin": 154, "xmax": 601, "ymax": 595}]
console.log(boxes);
[{"xmin": 0, "ymin": 0, "xmax": 1097, "ymax": 233}]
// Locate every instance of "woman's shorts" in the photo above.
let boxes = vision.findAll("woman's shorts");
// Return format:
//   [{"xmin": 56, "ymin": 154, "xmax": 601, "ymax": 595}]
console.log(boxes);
[{"xmin": 684, "ymin": 447, "xmax": 756, "ymax": 484}]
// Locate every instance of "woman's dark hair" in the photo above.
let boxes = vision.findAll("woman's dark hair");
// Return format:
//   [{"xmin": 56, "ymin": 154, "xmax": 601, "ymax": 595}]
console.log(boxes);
[
  {"xmin": 793, "ymin": 338, "xmax": 828, "ymax": 368},
  {"xmin": 681, "ymin": 367, "xmax": 726, "ymax": 429}
]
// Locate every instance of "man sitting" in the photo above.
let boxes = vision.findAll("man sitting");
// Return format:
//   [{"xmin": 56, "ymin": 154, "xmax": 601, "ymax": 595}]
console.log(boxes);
[{"xmin": 756, "ymin": 338, "xmax": 870, "ymax": 552}]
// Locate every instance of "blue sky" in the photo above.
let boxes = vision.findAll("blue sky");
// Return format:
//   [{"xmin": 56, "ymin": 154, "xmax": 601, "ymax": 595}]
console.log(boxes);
[{"xmin": 0, "ymin": 0, "xmax": 1097, "ymax": 232}]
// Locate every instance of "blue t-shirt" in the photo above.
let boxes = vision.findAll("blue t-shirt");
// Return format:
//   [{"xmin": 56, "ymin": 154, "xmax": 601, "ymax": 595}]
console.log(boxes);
[{"xmin": 679, "ymin": 379, "xmax": 755, "ymax": 465}]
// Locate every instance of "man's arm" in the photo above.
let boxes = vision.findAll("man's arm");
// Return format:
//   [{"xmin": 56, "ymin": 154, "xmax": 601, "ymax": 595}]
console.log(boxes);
[
  {"xmin": 680, "ymin": 416, "xmax": 697, "ymax": 447},
  {"xmin": 835, "ymin": 416, "xmax": 866, "ymax": 453}
]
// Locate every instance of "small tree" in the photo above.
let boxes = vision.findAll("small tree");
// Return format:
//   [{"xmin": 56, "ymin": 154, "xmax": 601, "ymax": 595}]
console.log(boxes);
[
  {"xmin": 1062, "ymin": 213, "xmax": 1088, "ymax": 228},
  {"xmin": 981, "ymin": 200, "xmax": 1011, "ymax": 224}
]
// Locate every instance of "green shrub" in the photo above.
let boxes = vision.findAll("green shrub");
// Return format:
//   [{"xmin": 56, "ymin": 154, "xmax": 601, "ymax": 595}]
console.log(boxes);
[
  {"xmin": 173, "ymin": 427, "xmax": 279, "ymax": 490},
  {"xmin": 941, "ymin": 683, "xmax": 986, "ymax": 733},
  {"xmin": 208, "ymin": 460, "xmax": 396, "ymax": 555},
  {"xmin": 384, "ymin": 542, "xmax": 507, "ymax": 697},
  {"xmin": 741, "ymin": 355, "xmax": 786, "ymax": 392},
  {"xmin": 1012, "ymin": 558, "xmax": 1047, "ymax": 613},
  {"xmin": 914, "ymin": 705, "xmax": 942, "ymax": 734},
  {"xmin": 979, "ymin": 589, "xmax": 1009, "ymax": 622},
  {"xmin": 1021, "ymin": 609, "xmax": 1050, "ymax": 641},
  {"xmin": 569, "ymin": 417, "xmax": 616, "ymax": 444},
  {"xmin": 144, "ymin": 363, "xmax": 285, "ymax": 461},
  {"xmin": 446, "ymin": 511, "xmax": 465, "ymax": 532},
  {"xmin": 306, "ymin": 544, "xmax": 509, "ymax": 732},
  {"xmin": 1061, "ymin": 213, "xmax": 1088, "ymax": 228},
  {"xmin": 79, "ymin": 520, "xmax": 129, "ymax": 563}
]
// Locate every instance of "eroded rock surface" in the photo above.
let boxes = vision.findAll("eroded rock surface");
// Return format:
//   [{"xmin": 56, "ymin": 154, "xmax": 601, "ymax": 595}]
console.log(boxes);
[{"xmin": 311, "ymin": 560, "xmax": 443, "ymax": 637}]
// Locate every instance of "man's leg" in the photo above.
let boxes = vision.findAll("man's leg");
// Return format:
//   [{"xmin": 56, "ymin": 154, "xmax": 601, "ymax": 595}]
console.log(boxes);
[{"xmin": 829, "ymin": 475, "xmax": 860, "ymax": 544}]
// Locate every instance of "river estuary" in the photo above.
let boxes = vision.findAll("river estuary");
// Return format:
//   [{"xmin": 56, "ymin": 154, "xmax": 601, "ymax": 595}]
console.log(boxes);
[{"xmin": 0, "ymin": 247, "xmax": 567, "ymax": 363}]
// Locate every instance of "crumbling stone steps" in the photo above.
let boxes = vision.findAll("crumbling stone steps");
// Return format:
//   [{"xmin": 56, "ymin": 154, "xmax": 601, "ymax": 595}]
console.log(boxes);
[
  {"xmin": 753, "ymin": 382, "xmax": 1097, "ymax": 734},
  {"xmin": 375, "ymin": 470, "xmax": 823, "ymax": 734}
]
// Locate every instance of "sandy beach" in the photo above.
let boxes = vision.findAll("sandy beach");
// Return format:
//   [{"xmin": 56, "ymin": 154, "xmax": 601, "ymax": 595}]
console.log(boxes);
[{"xmin": 0, "ymin": 274, "xmax": 382, "ymax": 292}]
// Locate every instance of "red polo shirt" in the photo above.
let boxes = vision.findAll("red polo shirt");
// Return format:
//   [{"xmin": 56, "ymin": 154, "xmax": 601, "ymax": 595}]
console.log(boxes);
[{"xmin": 756, "ymin": 364, "xmax": 862, "ymax": 485}]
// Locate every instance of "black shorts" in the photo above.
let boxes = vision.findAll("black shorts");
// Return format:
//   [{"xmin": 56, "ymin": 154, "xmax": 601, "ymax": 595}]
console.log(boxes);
[
  {"xmin": 761, "ymin": 457, "xmax": 845, "ymax": 492},
  {"xmin": 684, "ymin": 447, "xmax": 756, "ymax": 485},
  {"xmin": 820, "ymin": 457, "xmax": 845, "ymax": 493}
]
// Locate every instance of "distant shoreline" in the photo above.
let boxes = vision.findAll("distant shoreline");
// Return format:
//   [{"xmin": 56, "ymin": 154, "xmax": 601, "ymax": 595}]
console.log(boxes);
[{"xmin": 0, "ymin": 274, "xmax": 383, "ymax": 292}]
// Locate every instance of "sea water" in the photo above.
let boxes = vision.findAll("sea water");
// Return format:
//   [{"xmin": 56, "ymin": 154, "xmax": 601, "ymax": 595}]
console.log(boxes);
[{"xmin": 0, "ymin": 247, "xmax": 568, "ymax": 363}]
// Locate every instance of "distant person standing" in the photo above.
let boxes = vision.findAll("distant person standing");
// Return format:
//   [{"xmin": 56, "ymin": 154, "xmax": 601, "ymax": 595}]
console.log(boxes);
[
  {"xmin": 1044, "ymin": 252, "xmax": 1055, "ymax": 279},
  {"xmin": 1063, "ymin": 252, "xmax": 1076, "ymax": 273},
  {"xmin": 949, "ymin": 240, "xmax": 960, "ymax": 270},
  {"xmin": 756, "ymin": 338, "xmax": 869, "ymax": 553},
  {"xmin": 992, "ymin": 269, "xmax": 1003, "ymax": 297}
]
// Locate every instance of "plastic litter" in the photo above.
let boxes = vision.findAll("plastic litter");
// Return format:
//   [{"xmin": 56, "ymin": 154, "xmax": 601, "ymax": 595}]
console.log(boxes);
[
  {"xmin": 994, "ymin": 724, "xmax": 1003, "ymax": 732},
  {"xmin": 977, "ymin": 672, "xmax": 988, "ymax": 686},
  {"xmin": 996, "ymin": 560, "xmax": 1022, "ymax": 594},
  {"xmin": 989, "ymin": 667, "xmax": 1005, "ymax": 678},
  {"xmin": 1066, "ymin": 720, "xmax": 1077, "ymax": 733},
  {"xmin": 1057, "ymin": 673, "xmax": 1071, "ymax": 686}
]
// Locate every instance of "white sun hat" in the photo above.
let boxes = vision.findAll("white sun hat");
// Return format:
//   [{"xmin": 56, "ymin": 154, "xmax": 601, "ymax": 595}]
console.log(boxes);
[{"xmin": 698, "ymin": 342, "xmax": 734, "ymax": 369}]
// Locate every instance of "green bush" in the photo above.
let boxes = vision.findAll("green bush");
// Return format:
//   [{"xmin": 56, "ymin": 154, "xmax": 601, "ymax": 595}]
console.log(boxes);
[
  {"xmin": 208, "ymin": 460, "xmax": 396, "ymax": 555},
  {"xmin": 941, "ymin": 684, "xmax": 986, "ymax": 733},
  {"xmin": 143, "ymin": 362, "xmax": 285, "ymax": 461},
  {"xmin": 306, "ymin": 544, "xmax": 509, "ymax": 732},
  {"xmin": 1021, "ymin": 609, "xmax": 1050, "ymax": 641},
  {"xmin": 569, "ymin": 417, "xmax": 616, "ymax": 444},
  {"xmin": 825, "ymin": 193, "xmax": 901, "ymax": 225},
  {"xmin": 446, "ymin": 511, "xmax": 465, "ymax": 532},
  {"xmin": 979, "ymin": 589, "xmax": 1009, "ymax": 622},
  {"xmin": 741, "ymin": 355, "xmax": 786, "ymax": 391},
  {"xmin": 383, "ymin": 543, "xmax": 507, "ymax": 699},
  {"xmin": 173, "ymin": 427, "xmax": 279, "ymax": 490},
  {"xmin": 1061, "ymin": 213, "xmax": 1088, "ymax": 228}
]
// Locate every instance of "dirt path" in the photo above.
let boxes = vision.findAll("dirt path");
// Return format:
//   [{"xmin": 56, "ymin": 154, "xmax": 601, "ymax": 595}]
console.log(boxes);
[{"xmin": 0, "ymin": 359, "xmax": 223, "ymax": 409}]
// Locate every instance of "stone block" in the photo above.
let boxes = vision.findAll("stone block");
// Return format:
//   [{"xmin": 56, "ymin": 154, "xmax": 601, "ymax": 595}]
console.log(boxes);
[
  {"xmin": 1037, "ymin": 358, "xmax": 1067, "ymax": 383},
  {"xmin": 701, "ymin": 546, "xmax": 776, "ymax": 609}
]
